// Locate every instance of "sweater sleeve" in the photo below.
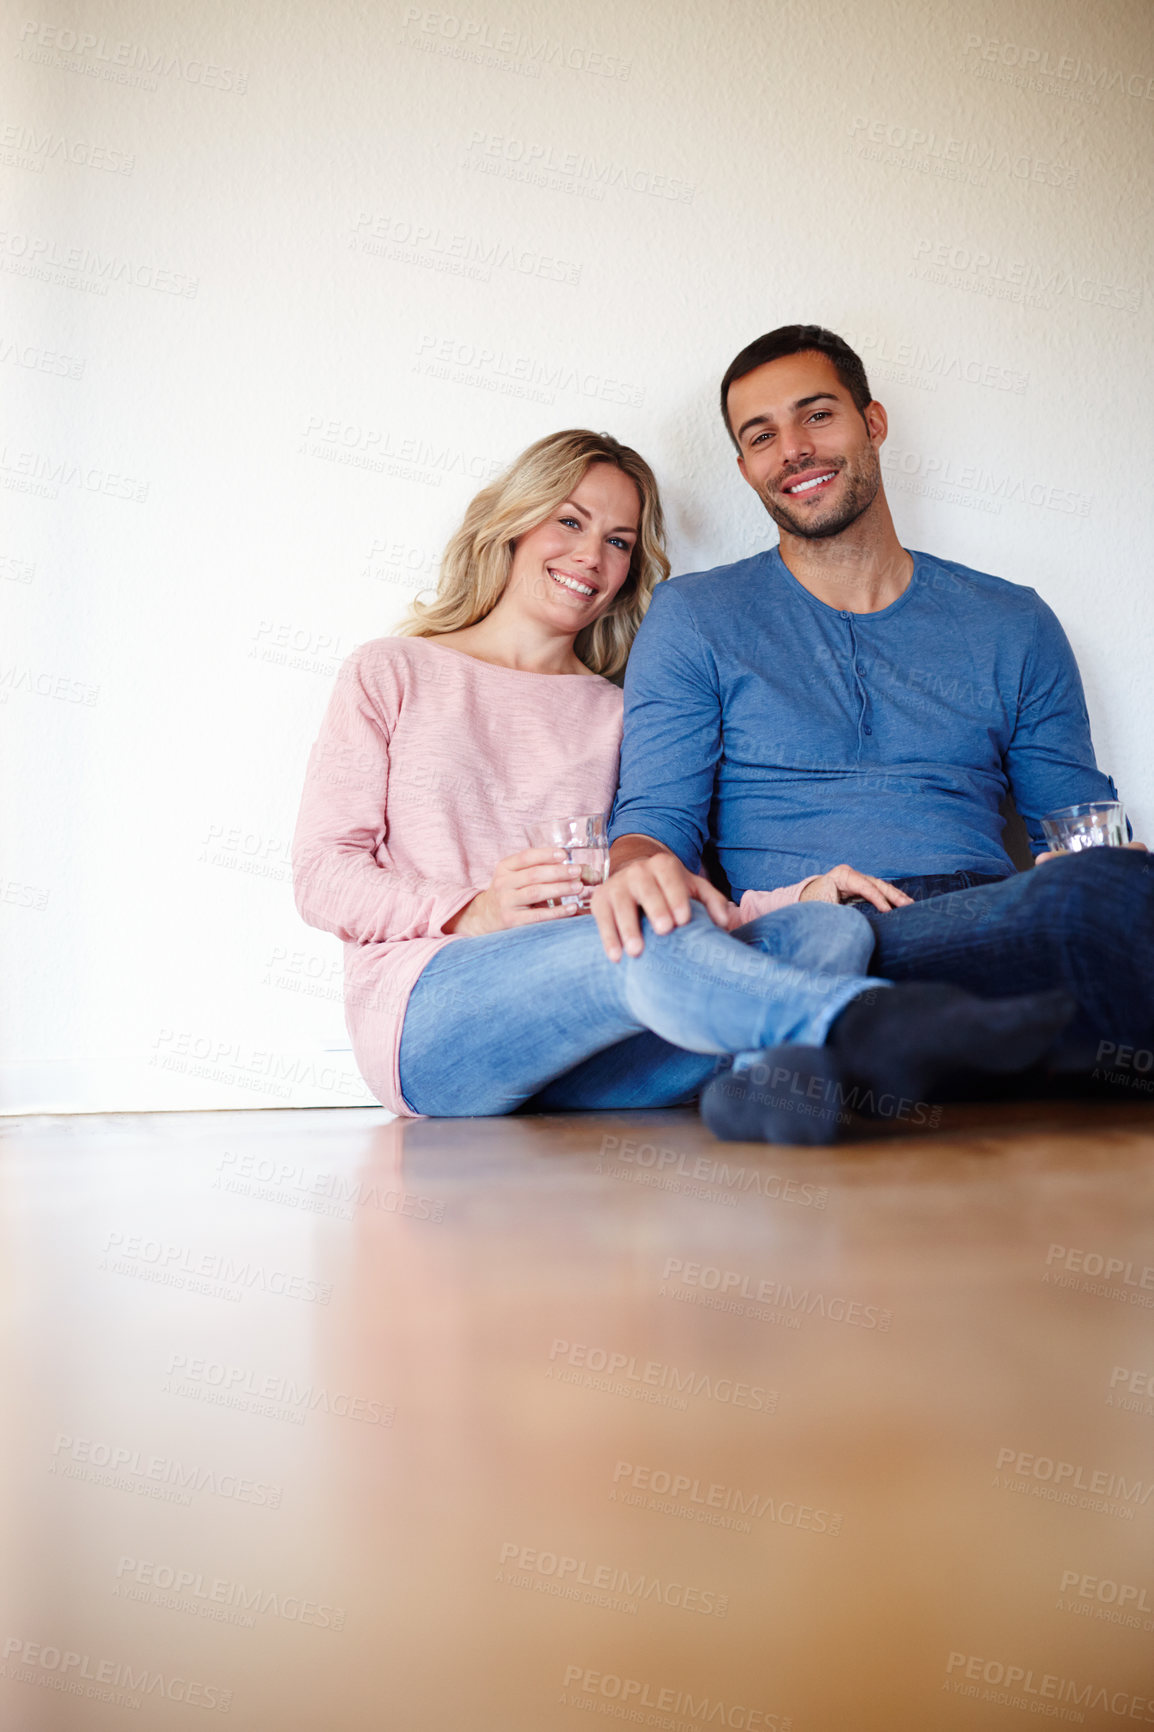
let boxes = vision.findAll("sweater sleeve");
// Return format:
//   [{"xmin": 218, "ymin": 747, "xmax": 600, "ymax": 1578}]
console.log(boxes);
[
  {"xmin": 734, "ymin": 879, "xmax": 820, "ymax": 923},
  {"xmin": 292, "ymin": 647, "xmax": 483, "ymax": 944}
]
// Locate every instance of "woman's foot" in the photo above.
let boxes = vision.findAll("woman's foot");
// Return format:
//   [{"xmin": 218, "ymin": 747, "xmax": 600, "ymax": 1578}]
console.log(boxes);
[{"xmin": 699, "ymin": 983, "xmax": 1077, "ymax": 1144}]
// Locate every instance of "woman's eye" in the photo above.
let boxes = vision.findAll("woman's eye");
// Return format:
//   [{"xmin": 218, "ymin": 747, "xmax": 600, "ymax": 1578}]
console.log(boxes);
[
  {"xmin": 560, "ymin": 516, "xmax": 581, "ymax": 528},
  {"xmin": 608, "ymin": 536, "xmax": 629, "ymax": 551}
]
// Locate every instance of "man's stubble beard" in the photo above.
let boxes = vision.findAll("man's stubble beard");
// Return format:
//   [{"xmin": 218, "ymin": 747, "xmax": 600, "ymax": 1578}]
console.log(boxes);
[{"xmin": 759, "ymin": 444, "xmax": 883, "ymax": 541}]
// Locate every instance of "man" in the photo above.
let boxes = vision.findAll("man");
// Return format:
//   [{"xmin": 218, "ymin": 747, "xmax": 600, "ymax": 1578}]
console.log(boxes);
[{"xmin": 591, "ymin": 324, "xmax": 1151, "ymax": 1130}]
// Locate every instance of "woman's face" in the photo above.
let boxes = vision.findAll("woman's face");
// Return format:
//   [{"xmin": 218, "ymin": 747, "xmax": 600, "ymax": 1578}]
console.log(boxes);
[{"xmin": 506, "ymin": 463, "xmax": 641, "ymax": 631}]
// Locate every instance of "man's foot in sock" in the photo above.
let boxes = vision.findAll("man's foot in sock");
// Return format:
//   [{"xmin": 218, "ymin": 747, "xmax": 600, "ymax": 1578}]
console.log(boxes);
[
  {"xmin": 826, "ymin": 982, "xmax": 1077, "ymax": 1105},
  {"xmin": 700, "ymin": 1048, "xmax": 848, "ymax": 1146},
  {"xmin": 700, "ymin": 984, "xmax": 1077, "ymax": 1145}
]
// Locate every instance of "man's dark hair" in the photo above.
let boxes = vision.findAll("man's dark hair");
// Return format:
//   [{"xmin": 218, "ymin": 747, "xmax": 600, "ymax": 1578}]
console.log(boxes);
[{"xmin": 719, "ymin": 325, "xmax": 873, "ymax": 451}]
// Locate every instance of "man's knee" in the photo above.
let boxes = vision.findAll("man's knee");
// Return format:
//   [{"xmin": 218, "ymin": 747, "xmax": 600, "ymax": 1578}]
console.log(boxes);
[
  {"xmin": 737, "ymin": 899, "xmax": 874, "ymax": 972},
  {"xmin": 1024, "ymin": 848, "xmax": 1152, "ymax": 915}
]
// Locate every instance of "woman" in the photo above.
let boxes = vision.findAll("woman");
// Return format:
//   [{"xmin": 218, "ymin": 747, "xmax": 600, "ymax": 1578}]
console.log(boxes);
[{"xmin": 293, "ymin": 430, "xmax": 1072, "ymax": 1142}]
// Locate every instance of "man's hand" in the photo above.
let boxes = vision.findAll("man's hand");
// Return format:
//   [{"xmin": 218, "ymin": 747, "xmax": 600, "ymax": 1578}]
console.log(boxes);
[
  {"xmin": 591, "ymin": 851, "xmax": 732, "ymax": 961},
  {"xmin": 1035, "ymin": 841, "xmax": 1148, "ymax": 865},
  {"xmin": 799, "ymin": 864, "xmax": 913, "ymax": 912}
]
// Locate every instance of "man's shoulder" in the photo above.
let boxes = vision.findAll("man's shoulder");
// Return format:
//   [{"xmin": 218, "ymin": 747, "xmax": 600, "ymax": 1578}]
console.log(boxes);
[
  {"xmin": 912, "ymin": 550, "xmax": 1043, "ymax": 614},
  {"xmin": 649, "ymin": 550, "xmax": 780, "ymax": 615}
]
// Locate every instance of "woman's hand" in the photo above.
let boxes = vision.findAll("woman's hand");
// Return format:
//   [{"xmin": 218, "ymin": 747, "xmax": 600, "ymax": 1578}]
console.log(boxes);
[
  {"xmin": 444, "ymin": 848, "xmax": 587, "ymax": 937},
  {"xmin": 799, "ymin": 864, "xmax": 913, "ymax": 912}
]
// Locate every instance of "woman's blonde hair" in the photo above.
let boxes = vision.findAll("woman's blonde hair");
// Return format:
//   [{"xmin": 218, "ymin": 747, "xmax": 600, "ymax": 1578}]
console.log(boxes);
[{"xmin": 395, "ymin": 429, "xmax": 669, "ymax": 677}]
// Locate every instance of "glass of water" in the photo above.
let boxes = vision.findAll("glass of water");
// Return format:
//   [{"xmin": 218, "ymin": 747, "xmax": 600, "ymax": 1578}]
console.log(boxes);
[
  {"xmin": 1041, "ymin": 801, "xmax": 1127, "ymax": 853},
  {"xmin": 525, "ymin": 813, "xmax": 609, "ymax": 909}
]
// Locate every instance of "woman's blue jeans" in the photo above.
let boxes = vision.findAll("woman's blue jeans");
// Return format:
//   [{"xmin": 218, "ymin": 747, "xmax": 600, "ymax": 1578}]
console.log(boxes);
[{"xmin": 398, "ymin": 901, "xmax": 878, "ymax": 1116}]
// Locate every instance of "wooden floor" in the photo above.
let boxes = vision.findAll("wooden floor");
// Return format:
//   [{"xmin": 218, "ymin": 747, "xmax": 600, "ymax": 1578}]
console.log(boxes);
[{"xmin": 3, "ymin": 1101, "xmax": 1154, "ymax": 1731}]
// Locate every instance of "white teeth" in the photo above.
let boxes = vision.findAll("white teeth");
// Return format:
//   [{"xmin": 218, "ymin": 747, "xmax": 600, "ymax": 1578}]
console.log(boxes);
[
  {"xmin": 550, "ymin": 570, "xmax": 595, "ymax": 596},
  {"xmin": 787, "ymin": 472, "xmax": 836, "ymax": 494}
]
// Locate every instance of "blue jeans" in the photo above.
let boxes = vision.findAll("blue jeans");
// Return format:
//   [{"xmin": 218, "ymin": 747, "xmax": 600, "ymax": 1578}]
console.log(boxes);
[
  {"xmin": 398, "ymin": 901, "xmax": 878, "ymax": 1116},
  {"xmin": 861, "ymin": 848, "xmax": 1154, "ymax": 1062}
]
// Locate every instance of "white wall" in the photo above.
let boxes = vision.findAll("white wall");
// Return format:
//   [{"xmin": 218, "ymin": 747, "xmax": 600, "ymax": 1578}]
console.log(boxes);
[{"xmin": 4, "ymin": 0, "xmax": 1152, "ymax": 1112}]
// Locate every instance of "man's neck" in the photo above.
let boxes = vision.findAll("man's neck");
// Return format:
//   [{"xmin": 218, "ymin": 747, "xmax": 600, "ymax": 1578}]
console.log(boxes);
[{"xmin": 777, "ymin": 504, "xmax": 913, "ymax": 614}]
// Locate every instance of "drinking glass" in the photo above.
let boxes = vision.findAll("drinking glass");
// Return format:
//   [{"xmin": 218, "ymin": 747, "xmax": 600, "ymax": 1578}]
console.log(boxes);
[
  {"xmin": 1041, "ymin": 801, "xmax": 1127, "ymax": 853},
  {"xmin": 525, "ymin": 813, "xmax": 609, "ymax": 909}
]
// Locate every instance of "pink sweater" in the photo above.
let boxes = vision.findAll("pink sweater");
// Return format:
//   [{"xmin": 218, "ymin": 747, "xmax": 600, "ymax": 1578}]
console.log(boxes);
[{"xmin": 293, "ymin": 636, "xmax": 814, "ymax": 1115}]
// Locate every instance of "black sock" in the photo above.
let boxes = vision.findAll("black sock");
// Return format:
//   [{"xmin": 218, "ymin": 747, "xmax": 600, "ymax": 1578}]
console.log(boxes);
[{"xmin": 827, "ymin": 982, "xmax": 1076, "ymax": 1106}]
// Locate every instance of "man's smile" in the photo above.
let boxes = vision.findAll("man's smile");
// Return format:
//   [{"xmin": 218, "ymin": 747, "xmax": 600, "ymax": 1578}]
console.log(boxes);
[{"xmin": 781, "ymin": 468, "xmax": 839, "ymax": 497}]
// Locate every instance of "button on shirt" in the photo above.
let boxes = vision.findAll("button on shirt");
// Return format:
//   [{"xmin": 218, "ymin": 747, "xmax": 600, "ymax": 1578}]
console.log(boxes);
[{"xmin": 610, "ymin": 548, "xmax": 1115, "ymax": 894}]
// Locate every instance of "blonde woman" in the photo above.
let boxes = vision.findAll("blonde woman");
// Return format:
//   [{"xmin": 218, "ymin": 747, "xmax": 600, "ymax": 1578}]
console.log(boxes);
[{"xmin": 293, "ymin": 430, "xmax": 1072, "ymax": 1141}]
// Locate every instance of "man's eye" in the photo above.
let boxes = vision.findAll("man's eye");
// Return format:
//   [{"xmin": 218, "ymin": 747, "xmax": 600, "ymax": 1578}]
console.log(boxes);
[{"xmin": 749, "ymin": 431, "xmax": 771, "ymax": 447}]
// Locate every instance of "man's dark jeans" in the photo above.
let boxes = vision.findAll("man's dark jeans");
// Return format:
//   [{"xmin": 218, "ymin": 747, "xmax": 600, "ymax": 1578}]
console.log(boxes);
[{"xmin": 857, "ymin": 849, "xmax": 1154, "ymax": 1071}]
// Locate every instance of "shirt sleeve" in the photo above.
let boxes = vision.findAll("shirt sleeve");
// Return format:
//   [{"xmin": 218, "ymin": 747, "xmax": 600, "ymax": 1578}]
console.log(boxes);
[
  {"xmin": 292, "ymin": 648, "xmax": 482, "ymax": 943},
  {"xmin": 1004, "ymin": 596, "xmax": 1120, "ymax": 854},
  {"xmin": 609, "ymin": 583, "xmax": 722, "ymax": 873}
]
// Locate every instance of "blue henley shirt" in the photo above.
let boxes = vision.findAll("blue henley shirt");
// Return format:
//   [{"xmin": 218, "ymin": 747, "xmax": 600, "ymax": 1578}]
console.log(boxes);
[{"xmin": 609, "ymin": 547, "xmax": 1115, "ymax": 894}]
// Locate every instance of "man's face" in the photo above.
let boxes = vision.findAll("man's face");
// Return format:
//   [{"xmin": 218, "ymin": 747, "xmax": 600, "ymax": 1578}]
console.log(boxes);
[{"xmin": 727, "ymin": 352, "xmax": 887, "ymax": 540}]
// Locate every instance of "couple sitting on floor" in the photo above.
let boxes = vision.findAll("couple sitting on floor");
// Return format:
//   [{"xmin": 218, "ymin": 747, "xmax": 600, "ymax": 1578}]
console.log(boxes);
[{"xmin": 293, "ymin": 323, "xmax": 1151, "ymax": 1143}]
